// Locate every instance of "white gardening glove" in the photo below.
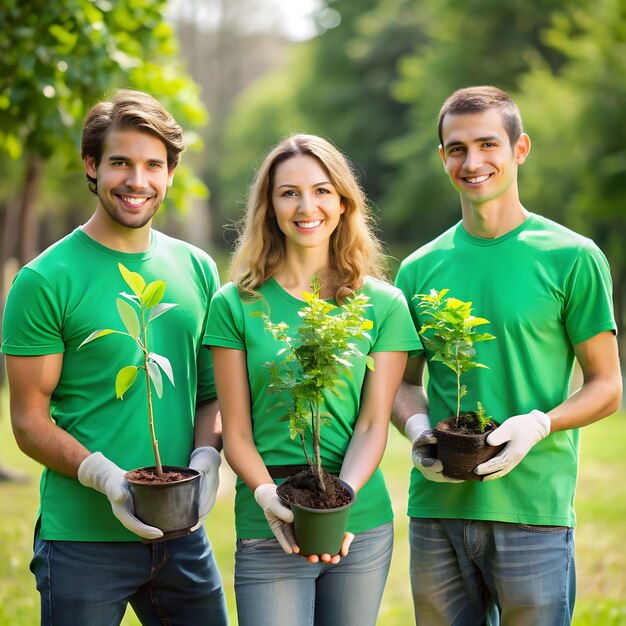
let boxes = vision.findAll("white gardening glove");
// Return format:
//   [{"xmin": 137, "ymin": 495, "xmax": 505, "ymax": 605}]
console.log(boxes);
[
  {"xmin": 474, "ymin": 410, "xmax": 551, "ymax": 481},
  {"xmin": 254, "ymin": 483, "xmax": 296, "ymax": 554},
  {"xmin": 78, "ymin": 452, "xmax": 163, "ymax": 540},
  {"xmin": 406, "ymin": 413, "xmax": 464, "ymax": 484},
  {"xmin": 188, "ymin": 446, "xmax": 221, "ymax": 531}
]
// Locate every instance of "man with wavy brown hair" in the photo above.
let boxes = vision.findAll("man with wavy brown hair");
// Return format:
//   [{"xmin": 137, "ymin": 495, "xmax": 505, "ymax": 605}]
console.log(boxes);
[{"xmin": 2, "ymin": 89, "xmax": 228, "ymax": 625}]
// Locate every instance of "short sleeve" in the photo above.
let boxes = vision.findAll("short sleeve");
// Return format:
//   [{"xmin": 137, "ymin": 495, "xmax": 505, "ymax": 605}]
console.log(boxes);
[
  {"xmin": 1, "ymin": 267, "xmax": 65, "ymax": 355},
  {"xmin": 204, "ymin": 284, "xmax": 246, "ymax": 350},
  {"xmin": 195, "ymin": 346, "xmax": 216, "ymax": 403},
  {"xmin": 564, "ymin": 241, "xmax": 616, "ymax": 345},
  {"xmin": 370, "ymin": 288, "xmax": 423, "ymax": 355}
]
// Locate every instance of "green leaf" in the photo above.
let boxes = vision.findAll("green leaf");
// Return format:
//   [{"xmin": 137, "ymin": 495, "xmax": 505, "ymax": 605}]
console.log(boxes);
[
  {"xmin": 148, "ymin": 302, "xmax": 178, "ymax": 323},
  {"xmin": 142, "ymin": 280, "xmax": 166, "ymax": 309},
  {"xmin": 147, "ymin": 360, "xmax": 163, "ymax": 398},
  {"xmin": 365, "ymin": 355, "xmax": 375, "ymax": 371},
  {"xmin": 116, "ymin": 298, "xmax": 140, "ymax": 340},
  {"xmin": 78, "ymin": 329, "xmax": 118, "ymax": 348},
  {"xmin": 465, "ymin": 316, "xmax": 490, "ymax": 327},
  {"xmin": 149, "ymin": 352, "xmax": 175, "ymax": 387},
  {"xmin": 116, "ymin": 366, "xmax": 138, "ymax": 399},
  {"xmin": 118, "ymin": 263, "xmax": 146, "ymax": 297}
]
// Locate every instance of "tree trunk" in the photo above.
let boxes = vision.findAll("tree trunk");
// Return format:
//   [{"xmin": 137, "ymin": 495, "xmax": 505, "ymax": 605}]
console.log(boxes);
[
  {"xmin": 17, "ymin": 154, "xmax": 43, "ymax": 266},
  {"xmin": 0, "ymin": 154, "xmax": 44, "ymax": 384}
]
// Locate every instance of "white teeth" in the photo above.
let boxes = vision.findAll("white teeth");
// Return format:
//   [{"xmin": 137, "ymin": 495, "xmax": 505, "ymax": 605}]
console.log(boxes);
[
  {"xmin": 120, "ymin": 196, "xmax": 147, "ymax": 205},
  {"xmin": 466, "ymin": 175, "xmax": 489, "ymax": 184},
  {"xmin": 296, "ymin": 220, "xmax": 321, "ymax": 229}
]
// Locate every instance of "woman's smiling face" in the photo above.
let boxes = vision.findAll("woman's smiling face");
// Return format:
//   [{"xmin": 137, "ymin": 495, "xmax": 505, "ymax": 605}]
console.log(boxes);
[{"xmin": 271, "ymin": 154, "xmax": 345, "ymax": 254}]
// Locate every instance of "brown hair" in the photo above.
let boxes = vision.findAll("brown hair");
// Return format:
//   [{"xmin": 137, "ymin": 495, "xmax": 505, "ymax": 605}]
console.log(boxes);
[
  {"xmin": 438, "ymin": 86, "xmax": 523, "ymax": 148},
  {"xmin": 81, "ymin": 89, "xmax": 184, "ymax": 194},
  {"xmin": 230, "ymin": 134, "xmax": 387, "ymax": 302}
]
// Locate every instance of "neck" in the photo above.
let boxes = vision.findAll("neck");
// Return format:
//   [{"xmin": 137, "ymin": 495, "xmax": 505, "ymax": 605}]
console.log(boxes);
[
  {"xmin": 82, "ymin": 211, "xmax": 152, "ymax": 253},
  {"xmin": 273, "ymin": 248, "xmax": 331, "ymax": 298},
  {"xmin": 460, "ymin": 198, "xmax": 529, "ymax": 239}
]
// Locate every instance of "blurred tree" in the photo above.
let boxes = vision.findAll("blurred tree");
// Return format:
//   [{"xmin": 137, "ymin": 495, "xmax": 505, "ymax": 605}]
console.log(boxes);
[
  {"xmin": 382, "ymin": 0, "xmax": 587, "ymax": 254},
  {"xmin": 0, "ymin": 0, "xmax": 207, "ymax": 267},
  {"xmin": 519, "ymin": 0, "xmax": 626, "ymax": 348}
]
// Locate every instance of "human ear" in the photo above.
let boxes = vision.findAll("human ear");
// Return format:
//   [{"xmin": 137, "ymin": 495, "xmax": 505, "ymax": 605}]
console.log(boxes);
[
  {"xmin": 515, "ymin": 133, "xmax": 531, "ymax": 164},
  {"xmin": 84, "ymin": 155, "xmax": 97, "ymax": 178},
  {"xmin": 438, "ymin": 145, "xmax": 446, "ymax": 167}
]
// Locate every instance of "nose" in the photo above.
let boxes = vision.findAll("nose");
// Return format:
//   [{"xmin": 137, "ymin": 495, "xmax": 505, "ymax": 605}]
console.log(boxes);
[
  {"xmin": 126, "ymin": 166, "xmax": 148, "ymax": 190},
  {"xmin": 463, "ymin": 148, "xmax": 483, "ymax": 172},
  {"xmin": 296, "ymin": 191, "xmax": 314, "ymax": 213}
]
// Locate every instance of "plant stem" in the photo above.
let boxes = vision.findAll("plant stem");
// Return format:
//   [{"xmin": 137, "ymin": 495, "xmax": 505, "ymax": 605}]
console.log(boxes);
[
  {"xmin": 455, "ymin": 345, "xmax": 461, "ymax": 427},
  {"xmin": 299, "ymin": 433, "xmax": 312, "ymax": 466},
  {"xmin": 142, "ymin": 307, "xmax": 163, "ymax": 476},
  {"xmin": 313, "ymin": 392, "xmax": 325, "ymax": 492}
]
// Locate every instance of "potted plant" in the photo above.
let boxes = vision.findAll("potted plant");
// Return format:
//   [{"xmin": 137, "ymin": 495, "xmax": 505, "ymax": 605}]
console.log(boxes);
[
  {"xmin": 79, "ymin": 262, "xmax": 200, "ymax": 536},
  {"xmin": 258, "ymin": 277, "xmax": 374, "ymax": 555},
  {"xmin": 416, "ymin": 288, "xmax": 504, "ymax": 481}
]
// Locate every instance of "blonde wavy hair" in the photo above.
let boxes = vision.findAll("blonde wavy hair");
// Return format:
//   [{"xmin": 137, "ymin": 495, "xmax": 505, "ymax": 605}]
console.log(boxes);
[{"xmin": 230, "ymin": 134, "xmax": 387, "ymax": 302}]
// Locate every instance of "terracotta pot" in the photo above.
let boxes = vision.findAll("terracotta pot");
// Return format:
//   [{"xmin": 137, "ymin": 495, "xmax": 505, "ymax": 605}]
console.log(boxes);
[
  {"xmin": 278, "ymin": 479, "xmax": 356, "ymax": 556},
  {"xmin": 125, "ymin": 466, "xmax": 200, "ymax": 539},
  {"xmin": 434, "ymin": 417, "xmax": 505, "ymax": 481}
]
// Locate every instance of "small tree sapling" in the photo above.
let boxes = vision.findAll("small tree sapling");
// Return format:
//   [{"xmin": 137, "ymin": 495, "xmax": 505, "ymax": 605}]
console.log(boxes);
[
  {"xmin": 259, "ymin": 277, "xmax": 374, "ymax": 492},
  {"xmin": 78, "ymin": 263, "xmax": 177, "ymax": 476},
  {"xmin": 416, "ymin": 289, "xmax": 496, "ymax": 432}
]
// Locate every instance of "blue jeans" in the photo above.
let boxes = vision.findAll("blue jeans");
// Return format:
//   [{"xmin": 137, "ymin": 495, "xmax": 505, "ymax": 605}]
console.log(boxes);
[
  {"xmin": 31, "ymin": 521, "xmax": 228, "ymax": 626},
  {"xmin": 234, "ymin": 521, "xmax": 393, "ymax": 626},
  {"xmin": 409, "ymin": 518, "xmax": 576, "ymax": 626}
]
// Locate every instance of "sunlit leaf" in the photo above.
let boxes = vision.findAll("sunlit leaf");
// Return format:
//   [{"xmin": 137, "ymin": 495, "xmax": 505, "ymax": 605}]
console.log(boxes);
[
  {"xmin": 142, "ymin": 280, "xmax": 165, "ymax": 309},
  {"xmin": 148, "ymin": 302, "xmax": 177, "ymax": 323},
  {"xmin": 118, "ymin": 263, "xmax": 145, "ymax": 297},
  {"xmin": 116, "ymin": 298, "xmax": 140, "ymax": 340},
  {"xmin": 147, "ymin": 360, "xmax": 163, "ymax": 398},
  {"xmin": 78, "ymin": 329, "xmax": 118, "ymax": 348},
  {"xmin": 116, "ymin": 366, "xmax": 138, "ymax": 399},
  {"xmin": 150, "ymin": 352, "xmax": 175, "ymax": 387}
]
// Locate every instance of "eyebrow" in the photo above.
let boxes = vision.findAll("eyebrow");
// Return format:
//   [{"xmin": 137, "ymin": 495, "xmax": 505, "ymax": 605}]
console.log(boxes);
[
  {"xmin": 276, "ymin": 181, "xmax": 333, "ymax": 189},
  {"xmin": 443, "ymin": 135, "xmax": 501, "ymax": 151}
]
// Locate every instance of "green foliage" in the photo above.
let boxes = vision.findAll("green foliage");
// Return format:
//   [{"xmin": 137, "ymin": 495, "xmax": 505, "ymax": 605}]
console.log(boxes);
[
  {"xmin": 416, "ymin": 289, "xmax": 495, "ymax": 427},
  {"xmin": 459, "ymin": 401, "xmax": 492, "ymax": 434},
  {"xmin": 259, "ymin": 277, "xmax": 374, "ymax": 489},
  {"xmin": 78, "ymin": 263, "xmax": 177, "ymax": 474},
  {"xmin": 0, "ymin": 0, "xmax": 207, "ymax": 211}
]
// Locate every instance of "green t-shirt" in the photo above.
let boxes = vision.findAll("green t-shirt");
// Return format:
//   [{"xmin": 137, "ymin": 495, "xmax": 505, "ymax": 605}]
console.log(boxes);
[
  {"xmin": 205, "ymin": 276, "xmax": 421, "ymax": 539},
  {"xmin": 395, "ymin": 214, "xmax": 616, "ymax": 527},
  {"xmin": 1, "ymin": 228, "xmax": 220, "ymax": 541}
]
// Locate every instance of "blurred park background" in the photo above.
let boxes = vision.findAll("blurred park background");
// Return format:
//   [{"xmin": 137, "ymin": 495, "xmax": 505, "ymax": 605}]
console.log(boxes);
[{"xmin": 1, "ymin": 0, "xmax": 625, "ymax": 623}]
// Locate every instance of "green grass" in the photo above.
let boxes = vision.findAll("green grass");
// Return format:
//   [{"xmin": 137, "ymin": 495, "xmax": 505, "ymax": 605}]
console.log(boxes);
[{"xmin": 1, "ymin": 385, "xmax": 624, "ymax": 625}]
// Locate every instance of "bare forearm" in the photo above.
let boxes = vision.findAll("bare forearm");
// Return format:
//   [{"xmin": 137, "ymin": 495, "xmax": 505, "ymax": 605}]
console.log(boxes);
[
  {"xmin": 339, "ymin": 425, "xmax": 389, "ymax": 492},
  {"xmin": 224, "ymin": 435, "xmax": 274, "ymax": 491},
  {"xmin": 12, "ymin": 411, "xmax": 90, "ymax": 478},
  {"xmin": 548, "ymin": 377, "xmax": 622, "ymax": 432},
  {"xmin": 391, "ymin": 380, "xmax": 429, "ymax": 434},
  {"xmin": 548, "ymin": 331, "xmax": 623, "ymax": 432},
  {"xmin": 194, "ymin": 399, "xmax": 223, "ymax": 450}
]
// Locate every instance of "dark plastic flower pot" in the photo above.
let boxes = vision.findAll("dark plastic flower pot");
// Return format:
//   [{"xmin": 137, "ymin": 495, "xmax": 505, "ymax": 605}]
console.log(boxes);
[
  {"xmin": 435, "ymin": 418, "xmax": 505, "ymax": 481},
  {"xmin": 279, "ymin": 479, "xmax": 356, "ymax": 556},
  {"xmin": 125, "ymin": 466, "xmax": 200, "ymax": 536}
]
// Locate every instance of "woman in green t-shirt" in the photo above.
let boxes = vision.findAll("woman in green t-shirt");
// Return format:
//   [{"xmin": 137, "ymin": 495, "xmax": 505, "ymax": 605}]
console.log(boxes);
[{"xmin": 206, "ymin": 134, "xmax": 420, "ymax": 626}]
